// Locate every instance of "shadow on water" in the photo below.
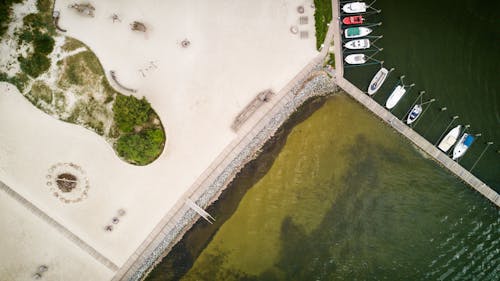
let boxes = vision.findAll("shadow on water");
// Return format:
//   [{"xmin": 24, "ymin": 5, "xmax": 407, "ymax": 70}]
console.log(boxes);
[{"xmin": 145, "ymin": 95, "xmax": 333, "ymax": 281}]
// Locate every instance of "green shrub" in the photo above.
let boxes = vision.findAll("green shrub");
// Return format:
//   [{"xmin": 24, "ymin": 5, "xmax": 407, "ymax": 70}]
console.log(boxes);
[
  {"xmin": 116, "ymin": 128, "xmax": 165, "ymax": 165},
  {"xmin": 19, "ymin": 52, "xmax": 51, "ymax": 78},
  {"xmin": 0, "ymin": 0, "xmax": 22, "ymax": 37},
  {"xmin": 34, "ymin": 32, "xmax": 55, "ymax": 54},
  {"xmin": 113, "ymin": 94, "xmax": 152, "ymax": 133}
]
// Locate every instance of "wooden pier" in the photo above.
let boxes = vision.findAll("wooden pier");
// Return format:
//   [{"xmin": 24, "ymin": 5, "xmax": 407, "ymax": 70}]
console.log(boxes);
[{"xmin": 331, "ymin": 0, "xmax": 499, "ymax": 207}]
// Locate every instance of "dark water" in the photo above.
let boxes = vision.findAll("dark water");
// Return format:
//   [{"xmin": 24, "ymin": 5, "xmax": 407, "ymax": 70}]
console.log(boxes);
[
  {"xmin": 148, "ymin": 95, "xmax": 499, "ymax": 281},
  {"xmin": 344, "ymin": 0, "xmax": 500, "ymax": 190},
  {"xmin": 146, "ymin": 1, "xmax": 500, "ymax": 280}
]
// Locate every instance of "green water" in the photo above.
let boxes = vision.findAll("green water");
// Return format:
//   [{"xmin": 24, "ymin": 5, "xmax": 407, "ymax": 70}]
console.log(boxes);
[
  {"xmin": 149, "ymin": 95, "xmax": 499, "ymax": 280},
  {"xmin": 344, "ymin": 0, "xmax": 500, "ymax": 190},
  {"xmin": 146, "ymin": 1, "xmax": 500, "ymax": 279}
]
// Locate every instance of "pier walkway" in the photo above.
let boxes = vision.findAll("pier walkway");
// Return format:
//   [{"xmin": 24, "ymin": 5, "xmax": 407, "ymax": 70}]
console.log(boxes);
[{"xmin": 331, "ymin": 0, "xmax": 499, "ymax": 207}]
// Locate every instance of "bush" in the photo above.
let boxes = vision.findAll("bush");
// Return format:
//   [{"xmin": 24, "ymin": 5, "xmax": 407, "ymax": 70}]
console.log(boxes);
[
  {"xmin": 34, "ymin": 32, "xmax": 55, "ymax": 54},
  {"xmin": 116, "ymin": 128, "xmax": 165, "ymax": 165},
  {"xmin": 0, "ymin": 0, "xmax": 22, "ymax": 37},
  {"xmin": 37, "ymin": 0, "xmax": 52, "ymax": 14},
  {"xmin": 113, "ymin": 94, "xmax": 152, "ymax": 133},
  {"xmin": 19, "ymin": 52, "xmax": 51, "ymax": 78}
]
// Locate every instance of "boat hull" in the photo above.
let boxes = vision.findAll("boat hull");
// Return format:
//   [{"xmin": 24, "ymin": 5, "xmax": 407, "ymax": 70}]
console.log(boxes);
[
  {"xmin": 344, "ymin": 27, "xmax": 372, "ymax": 38},
  {"xmin": 452, "ymin": 133, "xmax": 474, "ymax": 160},
  {"xmin": 343, "ymin": 16, "xmax": 364, "ymax": 25},
  {"xmin": 406, "ymin": 104, "xmax": 422, "ymax": 124},
  {"xmin": 342, "ymin": 2, "xmax": 367, "ymax": 14},
  {"xmin": 367, "ymin": 67, "xmax": 388, "ymax": 95},
  {"xmin": 344, "ymin": 39, "xmax": 370, "ymax": 50},
  {"xmin": 438, "ymin": 125, "xmax": 461, "ymax": 152},
  {"xmin": 385, "ymin": 85, "xmax": 406, "ymax": 109},
  {"xmin": 345, "ymin": 54, "xmax": 366, "ymax": 64}
]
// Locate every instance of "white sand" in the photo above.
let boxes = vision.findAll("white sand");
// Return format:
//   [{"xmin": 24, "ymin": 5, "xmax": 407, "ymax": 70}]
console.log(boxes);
[
  {"xmin": 0, "ymin": 0, "xmax": 317, "ymax": 279},
  {"xmin": 0, "ymin": 189, "xmax": 114, "ymax": 281}
]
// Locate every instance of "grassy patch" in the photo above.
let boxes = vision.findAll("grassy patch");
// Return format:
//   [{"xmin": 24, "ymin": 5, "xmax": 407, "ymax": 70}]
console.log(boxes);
[
  {"xmin": 327, "ymin": 52, "xmax": 335, "ymax": 67},
  {"xmin": 30, "ymin": 80, "xmax": 53, "ymax": 103},
  {"xmin": 61, "ymin": 37, "xmax": 83, "ymax": 52},
  {"xmin": 313, "ymin": 0, "xmax": 333, "ymax": 50},
  {"xmin": 0, "ymin": 72, "xmax": 29, "ymax": 91}
]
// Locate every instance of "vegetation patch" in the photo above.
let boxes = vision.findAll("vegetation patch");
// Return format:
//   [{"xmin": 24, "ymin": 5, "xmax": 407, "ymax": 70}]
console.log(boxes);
[
  {"xmin": 313, "ymin": 0, "xmax": 333, "ymax": 50},
  {"xmin": 0, "ymin": 0, "xmax": 22, "ymax": 37},
  {"xmin": 0, "ymin": 0, "xmax": 166, "ymax": 166},
  {"xmin": 30, "ymin": 80, "xmax": 53, "ymax": 104}
]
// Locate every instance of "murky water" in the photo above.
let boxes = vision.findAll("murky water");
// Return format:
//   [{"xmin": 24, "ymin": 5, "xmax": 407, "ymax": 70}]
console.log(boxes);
[
  {"xmin": 146, "ymin": 1, "xmax": 500, "ymax": 279},
  {"xmin": 148, "ymin": 95, "xmax": 499, "ymax": 280}
]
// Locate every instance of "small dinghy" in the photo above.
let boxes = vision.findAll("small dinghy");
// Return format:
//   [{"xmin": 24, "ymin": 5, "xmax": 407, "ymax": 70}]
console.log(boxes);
[
  {"xmin": 385, "ymin": 85, "xmax": 406, "ymax": 109},
  {"xmin": 452, "ymin": 133, "xmax": 475, "ymax": 160},
  {"xmin": 345, "ymin": 54, "xmax": 366, "ymax": 64},
  {"xmin": 406, "ymin": 104, "xmax": 422, "ymax": 124},
  {"xmin": 438, "ymin": 125, "xmax": 461, "ymax": 152},
  {"xmin": 344, "ymin": 27, "xmax": 372, "ymax": 38},
  {"xmin": 344, "ymin": 39, "xmax": 370, "ymax": 50},
  {"xmin": 343, "ymin": 15, "xmax": 364, "ymax": 25},
  {"xmin": 367, "ymin": 67, "xmax": 388, "ymax": 95},
  {"xmin": 342, "ymin": 2, "xmax": 367, "ymax": 14}
]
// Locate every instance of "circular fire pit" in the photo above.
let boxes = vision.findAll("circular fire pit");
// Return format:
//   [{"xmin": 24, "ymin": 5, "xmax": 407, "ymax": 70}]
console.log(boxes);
[{"xmin": 46, "ymin": 163, "xmax": 89, "ymax": 203}]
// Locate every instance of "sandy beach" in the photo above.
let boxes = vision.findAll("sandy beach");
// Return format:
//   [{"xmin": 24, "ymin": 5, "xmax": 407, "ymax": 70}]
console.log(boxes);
[{"xmin": 0, "ymin": 0, "xmax": 318, "ymax": 280}]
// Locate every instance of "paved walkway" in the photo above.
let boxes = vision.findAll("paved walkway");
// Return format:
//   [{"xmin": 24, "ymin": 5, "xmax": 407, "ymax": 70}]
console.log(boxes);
[
  {"xmin": 331, "ymin": 0, "xmax": 499, "ymax": 207},
  {"xmin": 111, "ymin": 17, "xmax": 339, "ymax": 281},
  {"xmin": 0, "ymin": 181, "xmax": 119, "ymax": 272}
]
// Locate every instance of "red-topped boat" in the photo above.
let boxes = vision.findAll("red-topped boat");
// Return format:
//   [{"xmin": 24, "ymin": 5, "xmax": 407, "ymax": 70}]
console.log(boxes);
[{"xmin": 343, "ymin": 15, "xmax": 364, "ymax": 25}]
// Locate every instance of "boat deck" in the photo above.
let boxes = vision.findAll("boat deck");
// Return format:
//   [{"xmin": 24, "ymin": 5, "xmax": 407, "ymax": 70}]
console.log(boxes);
[{"xmin": 332, "ymin": 0, "xmax": 499, "ymax": 207}]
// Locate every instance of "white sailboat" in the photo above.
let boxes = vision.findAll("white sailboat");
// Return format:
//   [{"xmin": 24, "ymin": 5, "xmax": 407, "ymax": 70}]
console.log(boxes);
[
  {"xmin": 344, "ymin": 39, "xmax": 371, "ymax": 50},
  {"xmin": 452, "ymin": 133, "xmax": 475, "ymax": 160},
  {"xmin": 367, "ymin": 67, "xmax": 388, "ymax": 95},
  {"xmin": 342, "ymin": 2, "xmax": 367, "ymax": 14},
  {"xmin": 385, "ymin": 85, "xmax": 406, "ymax": 109},
  {"xmin": 438, "ymin": 125, "xmax": 461, "ymax": 152}
]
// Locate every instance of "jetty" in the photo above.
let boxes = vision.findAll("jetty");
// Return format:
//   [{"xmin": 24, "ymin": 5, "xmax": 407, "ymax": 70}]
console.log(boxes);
[{"xmin": 332, "ymin": 0, "xmax": 499, "ymax": 207}]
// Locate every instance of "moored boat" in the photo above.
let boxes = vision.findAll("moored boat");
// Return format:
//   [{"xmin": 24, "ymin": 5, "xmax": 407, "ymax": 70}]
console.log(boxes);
[
  {"xmin": 438, "ymin": 125, "xmax": 461, "ymax": 152},
  {"xmin": 367, "ymin": 67, "xmax": 388, "ymax": 95},
  {"xmin": 452, "ymin": 133, "xmax": 475, "ymax": 160},
  {"xmin": 385, "ymin": 85, "xmax": 406, "ymax": 109},
  {"xmin": 344, "ymin": 27, "xmax": 372, "ymax": 38},
  {"xmin": 344, "ymin": 39, "xmax": 370, "ymax": 50},
  {"xmin": 343, "ymin": 15, "xmax": 364, "ymax": 25},
  {"xmin": 406, "ymin": 104, "xmax": 422, "ymax": 124},
  {"xmin": 345, "ymin": 54, "xmax": 366, "ymax": 64},
  {"xmin": 342, "ymin": 2, "xmax": 367, "ymax": 14}
]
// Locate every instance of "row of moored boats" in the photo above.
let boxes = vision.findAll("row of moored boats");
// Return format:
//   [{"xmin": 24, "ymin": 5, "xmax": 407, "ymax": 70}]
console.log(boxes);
[
  {"xmin": 342, "ymin": 2, "xmax": 376, "ymax": 65},
  {"xmin": 342, "ymin": 2, "xmax": 474, "ymax": 160}
]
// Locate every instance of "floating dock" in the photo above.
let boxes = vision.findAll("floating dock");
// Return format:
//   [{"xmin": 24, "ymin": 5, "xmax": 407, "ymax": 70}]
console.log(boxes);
[{"xmin": 332, "ymin": 0, "xmax": 499, "ymax": 207}]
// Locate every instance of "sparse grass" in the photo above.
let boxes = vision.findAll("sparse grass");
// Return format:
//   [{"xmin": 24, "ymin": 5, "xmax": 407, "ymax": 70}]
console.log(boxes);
[
  {"xmin": 313, "ymin": 0, "xmax": 333, "ymax": 50},
  {"xmin": 61, "ymin": 37, "xmax": 83, "ymax": 52},
  {"xmin": 30, "ymin": 80, "xmax": 53, "ymax": 104},
  {"xmin": 327, "ymin": 52, "xmax": 335, "ymax": 67},
  {"xmin": 0, "ymin": 72, "xmax": 29, "ymax": 91}
]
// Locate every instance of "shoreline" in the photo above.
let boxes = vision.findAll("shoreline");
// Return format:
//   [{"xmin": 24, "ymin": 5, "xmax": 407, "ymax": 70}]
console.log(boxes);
[
  {"xmin": 117, "ymin": 68, "xmax": 338, "ymax": 281},
  {"xmin": 146, "ymin": 94, "xmax": 333, "ymax": 280}
]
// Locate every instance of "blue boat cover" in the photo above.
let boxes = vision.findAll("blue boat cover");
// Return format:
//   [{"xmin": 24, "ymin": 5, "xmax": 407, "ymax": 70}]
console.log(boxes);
[{"xmin": 464, "ymin": 135, "xmax": 475, "ymax": 146}]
